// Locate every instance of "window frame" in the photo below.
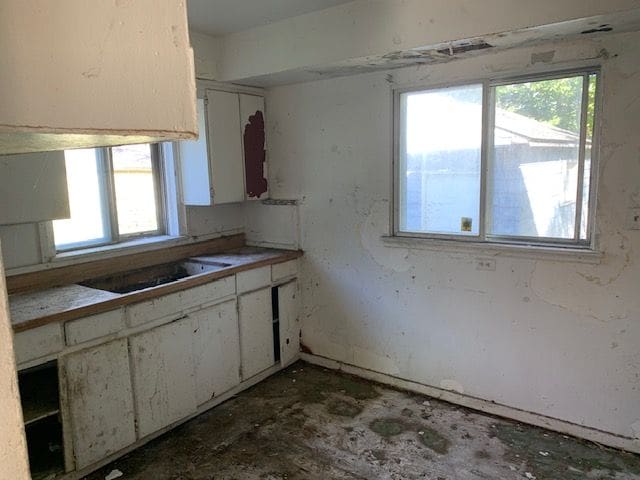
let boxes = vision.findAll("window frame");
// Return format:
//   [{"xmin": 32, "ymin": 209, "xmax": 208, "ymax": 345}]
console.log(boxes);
[
  {"xmin": 55, "ymin": 143, "xmax": 166, "ymax": 253},
  {"xmin": 392, "ymin": 66, "xmax": 601, "ymax": 251}
]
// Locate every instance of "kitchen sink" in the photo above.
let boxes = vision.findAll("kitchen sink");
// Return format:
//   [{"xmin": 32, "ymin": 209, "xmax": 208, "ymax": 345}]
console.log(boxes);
[{"xmin": 81, "ymin": 258, "xmax": 233, "ymax": 294}]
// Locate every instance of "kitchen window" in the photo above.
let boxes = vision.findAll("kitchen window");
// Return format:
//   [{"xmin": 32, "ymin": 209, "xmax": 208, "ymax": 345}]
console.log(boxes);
[
  {"xmin": 394, "ymin": 68, "xmax": 599, "ymax": 249},
  {"xmin": 53, "ymin": 144, "xmax": 165, "ymax": 251}
]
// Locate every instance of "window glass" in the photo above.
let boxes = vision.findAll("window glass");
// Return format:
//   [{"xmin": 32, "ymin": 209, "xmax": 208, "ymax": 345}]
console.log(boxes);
[
  {"xmin": 53, "ymin": 149, "xmax": 109, "ymax": 249},
  {"xmin": 580, "ymin": 74, "xmax": 597, "ymax": 240},
  {"xmin": 111, "ymin": 144, "xmax": 159, "ymax": 236},
  {"xmin": 488, "ymin": 76, "xmax": 584, "ymax": 239},
  {"xmin": 396, "ymin": 70, "xmax": 598, "ymax": 248},
  {"xmin": 399, "ymin": 84, "xmax": 483, "ymax": 235}
]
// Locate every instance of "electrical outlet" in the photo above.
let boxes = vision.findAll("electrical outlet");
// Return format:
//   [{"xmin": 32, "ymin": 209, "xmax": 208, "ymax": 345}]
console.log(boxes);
[
  {"xmin": 476, "ymin": 258, "xmax": 496, "ymax": 271},
  {"xmin": 627, "ymin": 208, "xmax": 640, "ymax": 230}
]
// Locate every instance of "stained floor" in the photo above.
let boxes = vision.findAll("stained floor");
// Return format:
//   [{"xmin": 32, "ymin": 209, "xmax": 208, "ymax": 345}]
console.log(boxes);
[{"xmin": 85, "ymin": 362, "xmax": 640, "ymax": 480}]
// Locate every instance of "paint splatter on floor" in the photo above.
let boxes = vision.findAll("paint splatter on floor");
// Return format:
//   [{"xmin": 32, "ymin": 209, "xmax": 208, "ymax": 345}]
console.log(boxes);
[{"xmin": 84, "ymin": 362, "xmax": 640, "ymax": 480}]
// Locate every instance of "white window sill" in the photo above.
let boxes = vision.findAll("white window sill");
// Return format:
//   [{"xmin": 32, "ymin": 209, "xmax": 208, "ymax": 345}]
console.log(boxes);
[{"xmin": 381, "ymin": 235, "xmax": 603, "ymax": 264}]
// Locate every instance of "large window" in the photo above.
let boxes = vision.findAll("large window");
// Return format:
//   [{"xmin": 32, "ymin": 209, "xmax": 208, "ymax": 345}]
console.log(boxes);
[
  {"xmin": 396, "ymin": 69, "xmax": 598, "ymax": 248},
  {"xmin": 53, "ymin": 144, "xmax": 164, "ymax": 251}
]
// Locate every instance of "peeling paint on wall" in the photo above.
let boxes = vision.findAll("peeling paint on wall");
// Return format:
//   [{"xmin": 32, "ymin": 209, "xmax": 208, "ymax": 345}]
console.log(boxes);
[
  {"xmin": 360, "ymin": 200, "xmax": 411, "ymax": 272},
  {"xmin": 266, "ymin": 31, "xmax": 640, "ymax": 442},
  {"xmin": 243, "ymin": 111, "xmax": 268, "ymax": 199}
]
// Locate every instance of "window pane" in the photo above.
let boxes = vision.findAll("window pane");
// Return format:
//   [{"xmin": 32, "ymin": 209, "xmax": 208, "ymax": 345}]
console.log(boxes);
[
  {"xmin": 488, "ymin": 76, "xmax": 584, "ymax": 239},
  {"xmin": 111, "ymin": 144, "xmax": 159, "ymax": 235},
  {"xmin": 399, "ymin": 84, "xmax": 483, "ymax": 235},
  {"xmin": 580, "ymin": 74, "xmax": 597, "ymax": 240},
  {"xmin": 53, "ymin": 149, "xmax": 109, "ymax": 249}
]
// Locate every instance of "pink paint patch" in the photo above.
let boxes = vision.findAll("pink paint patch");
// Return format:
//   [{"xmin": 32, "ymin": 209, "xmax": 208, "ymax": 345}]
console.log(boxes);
[{"xmin": 243, "ymin": 111, "xmax": 268, "ymax": 198}]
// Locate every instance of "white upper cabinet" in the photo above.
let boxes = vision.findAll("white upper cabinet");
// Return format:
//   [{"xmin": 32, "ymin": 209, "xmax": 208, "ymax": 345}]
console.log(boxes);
[
  {"xmin": 178, "ymin": 86, "xmax": 268, "ymax": 206},
  {"xmin": 0, "ymin": 0, "xmax": 196, "ymax": 154},
  {"xmin": 207, "ymin": 90, "xmax": 246, "ymax": 204},
  {"xmin": 0, "ymin": 151, "xmax": 69, "ymax": 225},
  {"xmin": 178, "ymin": 98, "xmax": 212, "ymax": 206}
]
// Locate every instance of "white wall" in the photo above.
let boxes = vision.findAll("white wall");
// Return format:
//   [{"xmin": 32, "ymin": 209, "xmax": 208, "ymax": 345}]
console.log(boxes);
[
  {"xmin": 191, "ymin": 30, "xmax": 222, "ymax": 81},
  {"xmin": 0, "ymin": 0, "xmax": 197, "ymax": 153},
  {"xmin": 0, "ymin": 204, "xmax": 248, "ymax": 272},
  {"xmin": 0, "ymin": 251, "xmax": 29, "ymax": 479},
  {"xmin": 266, "ymin": 31, "xmax": 640, "ymax": 443}
]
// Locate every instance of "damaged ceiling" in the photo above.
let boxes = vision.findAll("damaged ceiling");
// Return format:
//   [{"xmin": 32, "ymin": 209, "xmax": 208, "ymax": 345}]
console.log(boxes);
[{"xmin": 236, "ymin": 9, "xmax": 640, "ymax": 86}]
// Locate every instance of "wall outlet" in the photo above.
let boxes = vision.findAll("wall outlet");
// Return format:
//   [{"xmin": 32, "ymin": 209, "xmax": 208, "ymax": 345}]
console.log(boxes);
[
  {"xmin": 476, "ymin": 258, "xmax": 496, "ymax": 271},
  {"xmin": 627, "ymin": 208, "xmax": 640, "ymax": 230}
]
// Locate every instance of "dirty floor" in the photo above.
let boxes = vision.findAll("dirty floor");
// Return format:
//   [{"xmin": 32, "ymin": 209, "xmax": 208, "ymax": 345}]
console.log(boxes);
[{"xmin": 85, "ymin": 362, "xmax": 640, "ymax": 480}]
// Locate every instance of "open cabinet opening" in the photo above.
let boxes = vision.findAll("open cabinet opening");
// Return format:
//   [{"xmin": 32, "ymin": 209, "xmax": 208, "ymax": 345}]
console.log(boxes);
[{"xmin": 18, "ymin": 361, "xmax": 64, "ymax": 480}]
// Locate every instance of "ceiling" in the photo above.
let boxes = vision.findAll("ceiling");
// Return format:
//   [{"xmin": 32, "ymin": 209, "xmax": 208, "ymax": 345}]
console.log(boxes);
[{"xmin": 187, "ymin": 0, "xmax": 353, "ymax": 36}]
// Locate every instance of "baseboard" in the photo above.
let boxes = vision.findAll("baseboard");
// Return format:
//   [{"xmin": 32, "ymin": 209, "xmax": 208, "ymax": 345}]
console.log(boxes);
[{"xmin": 300, "ymin": 352, "xmax": 640, "ymax": 455}]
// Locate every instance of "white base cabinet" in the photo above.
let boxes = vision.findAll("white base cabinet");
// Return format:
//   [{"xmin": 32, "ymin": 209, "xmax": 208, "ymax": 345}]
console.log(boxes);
[
  {"xmin": 129, "ymin": 317, "xmax": 198, "ymax": 438},
  {"xmin": 239, "ymin": 287, "xmax": 275, "ymax": 380},
  {"xmin": 64, "ymin": 339, "xmax": 136, "ymax": 470},
  {"xmin": 193, "ymin": 299, "xmax": 241, "ymax": 405},
  {"xmin": 26, "ymin": 260, "xmax": 299, "ymax": 479}
]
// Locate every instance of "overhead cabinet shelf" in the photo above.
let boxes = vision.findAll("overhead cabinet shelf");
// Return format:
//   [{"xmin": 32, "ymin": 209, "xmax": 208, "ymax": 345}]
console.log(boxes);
[{"xmin": 178, "ymin": 87, "xmax": 269, "ymax": 206}]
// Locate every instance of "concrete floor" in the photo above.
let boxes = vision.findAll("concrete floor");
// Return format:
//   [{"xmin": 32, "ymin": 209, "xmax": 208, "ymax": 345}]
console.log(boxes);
[{"xmin": 85, "ymin": 362, "xmax": 640, "ymax": 480}]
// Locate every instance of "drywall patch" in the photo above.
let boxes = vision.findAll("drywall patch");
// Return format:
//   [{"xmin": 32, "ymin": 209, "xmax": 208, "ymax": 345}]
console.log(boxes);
[
  {"xmin": 243, "ymin": 111, "xmax": 268, "ymax": 198},
  {"xmin": 352, "ymin": 346, "xmax": 400, "ymax": 376},
  {"xmin": 440, "ymin": 379, "xmax": 464, "ymax": 394},
  {"xmin": 530, "ymin": 232, "xmax": 637, "ymax": 322},
  {"xmin": 531, "ymin": 50, "xmax": 555, "ymax": 64},
  {"xmin": 360, "ymin": 200, "xmax": 411, "ymax": 272}
]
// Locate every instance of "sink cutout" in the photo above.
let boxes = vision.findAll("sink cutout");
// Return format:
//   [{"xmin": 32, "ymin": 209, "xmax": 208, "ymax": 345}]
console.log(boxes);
[
  {"xmin": 81, "ymin": 259, "xmax": 232, "ymax": 294},
  {"xmin": 181, "ymin": 260, "xmax": 232, "ymax": 275}
]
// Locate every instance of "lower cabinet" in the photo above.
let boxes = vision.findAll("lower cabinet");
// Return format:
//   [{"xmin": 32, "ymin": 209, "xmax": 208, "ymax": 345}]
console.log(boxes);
[
  {"xmin": 129, "ymin": 317, "xmax": 198, "ymax": 438},
  {"xmin": 238, "ymin": 287, "xmax": 275, "ymax": 380},
  {"xmin": 49, "ymin": 268, "xmax": 299, "ymax": 476},
  {"xmin": 192, "ymin": 299, "xmax": 241, "ymax": 405},
  {"xmin": 64, "ymin": 339, "xmax": 136, "ymax": 470}
]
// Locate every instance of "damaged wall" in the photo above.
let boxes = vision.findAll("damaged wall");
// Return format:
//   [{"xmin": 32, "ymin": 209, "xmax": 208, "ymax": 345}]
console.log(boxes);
[
  {"xmin": 266, "ymin": 31, "xmax": 640, "ymax": 443},
  {"xmin": 216, "ymin": 0, "xmax": 639, "ymax": 84},
  {"xmin": 0, "ymin": 251, "xmax": 30, "ymax": 478}
]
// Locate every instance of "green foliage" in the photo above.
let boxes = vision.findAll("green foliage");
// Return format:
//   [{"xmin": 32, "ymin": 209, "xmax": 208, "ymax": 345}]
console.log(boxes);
[{"xmin": 495, "ymin": 75, "xmax": 596, "ymax": 137}]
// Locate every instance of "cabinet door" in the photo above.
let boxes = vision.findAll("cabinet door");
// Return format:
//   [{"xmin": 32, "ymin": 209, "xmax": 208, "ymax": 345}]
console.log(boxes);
[
  {"xmin": 64, "ymin": 339, "xmax": 136, "ymax": 470},
  {"xmin": 240, "ymin": 94, "xmax": 268, "ymax": 200},
  {"xmin": 238, "ymin": 287, "xmax": 274, "ymax": 380},
  {"xmin": 178, "ymin": 97, "xmax": 212, "ymax": 206},
  {"xmin": 193, "ymin": 300, "xmax": 240, "ymax": 405},
  {"xmin": 206, "ymin": 89, "xmax": 245, "ymax": 204},
  {"xmin": 0, "ymin": 151, "xmax": 69, "ymax": 224},
  {"xmin": 278, "ymin": 281, "xmax": 300, "ymax": 366},
  {"xmin": 130, "ymin": 317, "xmax": 197, "ymax": 438}
]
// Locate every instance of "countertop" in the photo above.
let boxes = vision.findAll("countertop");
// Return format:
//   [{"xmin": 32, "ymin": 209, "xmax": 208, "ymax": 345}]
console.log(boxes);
[{"xmin": 10, "ymin": 246, "xmax": 302, "ymax": 333}]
